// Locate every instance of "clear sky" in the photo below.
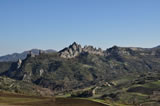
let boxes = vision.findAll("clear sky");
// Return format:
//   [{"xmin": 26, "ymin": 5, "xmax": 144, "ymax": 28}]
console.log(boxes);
[{"xmin": 0, "ymin": 0, "xmax": 160, "ymax": 56}]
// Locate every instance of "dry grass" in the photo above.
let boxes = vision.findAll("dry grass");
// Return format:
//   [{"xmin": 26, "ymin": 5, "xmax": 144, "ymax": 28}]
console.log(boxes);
[{"xmin": 0, "ymin": 91, "xmax": 107, "ymax": 106}]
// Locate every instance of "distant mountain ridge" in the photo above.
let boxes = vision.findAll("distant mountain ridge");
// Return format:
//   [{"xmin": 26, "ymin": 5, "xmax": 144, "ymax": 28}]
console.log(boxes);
[
  {"xmin": 154, "ymin": 45, "xmax": 160, "ymax": 48},
  {"xmin": 0, "ymin": 42, "xmax": 106, "ymax": 62},
  {"xmin": 0, "ymin": 43, "xmax": 159, "ymax": 62},
  {"xmin": 0, "ymin": 49, "xmax": 56, "ymax": 62}
]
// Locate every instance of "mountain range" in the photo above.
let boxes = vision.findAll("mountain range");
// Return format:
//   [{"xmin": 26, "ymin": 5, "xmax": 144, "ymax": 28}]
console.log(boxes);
[
  {"xmin": 0, "ymin": 49, "xmax": 56, "ymax": 62},
  {"xmin": 0, "ymin": 43, "xmax": 159, "ymax": 62},
  {"xmin": 0, "ymin": 42, "xmax": 160, "ymax": 105}
]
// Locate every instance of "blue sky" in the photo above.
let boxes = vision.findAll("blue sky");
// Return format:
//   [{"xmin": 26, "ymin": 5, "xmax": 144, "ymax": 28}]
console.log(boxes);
[{"xmin": 0, "ymin": 0, "xmax": 160, "ymax": 56}]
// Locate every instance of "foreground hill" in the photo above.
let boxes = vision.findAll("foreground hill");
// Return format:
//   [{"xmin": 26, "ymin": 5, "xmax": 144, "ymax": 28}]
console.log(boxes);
[
  {"xmin": 0, "ymin": 42, "xmax": 160, "ymax": 105},
  {"xmin": 0, "ymin": 76, "xmax": 54, "ymax": 96}
]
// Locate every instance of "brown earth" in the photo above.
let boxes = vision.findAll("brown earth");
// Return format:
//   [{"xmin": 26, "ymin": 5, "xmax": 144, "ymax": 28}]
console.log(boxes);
[
  {"xmin": 0, "ymin": 91, "xmax": 107, "ymax": 106},
  {"xmin": 16, "ymin": 98, "xmax": 107, "ymax": 106}
]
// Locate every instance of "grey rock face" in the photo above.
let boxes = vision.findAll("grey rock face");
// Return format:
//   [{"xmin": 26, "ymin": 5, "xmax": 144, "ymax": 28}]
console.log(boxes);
[
  {"xmin": 83, "ymin": 46, "xmax": 104, "ymax": 56},
  {"xmin": 39, "ymin": 69, "xmax": 44, "ymax": 76},
  {"xmin": 105, "ymin": 46, "xmax": 134, "ymax": 56},
  {"xmin": 59, "ymin": 42, "xmax": 104, "ymax": 58},
  {"xmin": 59, "ymin": 42, "xmax": 82, "ymax": 58},
  {"xmin": 17, "ymin": 59, "xmax": 22, "ymax": 69},
  {"xmin": 22, "ymin": 72, "xmax": 32, "ymax": 82}
]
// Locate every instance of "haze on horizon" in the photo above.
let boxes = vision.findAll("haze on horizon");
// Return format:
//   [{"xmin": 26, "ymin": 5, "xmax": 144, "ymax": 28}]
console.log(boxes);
[{"xmin": 0, "ymin": 0, "xmax": 160, "ymax": 56}]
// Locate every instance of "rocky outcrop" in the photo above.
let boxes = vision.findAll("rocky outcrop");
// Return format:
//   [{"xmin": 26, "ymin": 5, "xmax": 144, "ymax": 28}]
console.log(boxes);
[
  {"xmin": 105, "ymin": 46, "xmax": 135, "ymax": 56},
  {"xmin": 17, "ymin": 59, "xmax": 22, "ymax": 69},
  {"xmin": 39, "ymin": 69, "xmax": 44, "ymax": 76},
  {"xmin": 59, "ymin": 42, "xmax": 82, "ymax": 58},
  {"xmin": 22, "ymin": 72, "xmax": 32, "ymax": 82},
  {"xmin": 83, "ymin": 45, "xmax": 104, "ymax": 56},
  {"xmin": 59, "ymin": 42, "xmax": 104, "ymax": 58}
]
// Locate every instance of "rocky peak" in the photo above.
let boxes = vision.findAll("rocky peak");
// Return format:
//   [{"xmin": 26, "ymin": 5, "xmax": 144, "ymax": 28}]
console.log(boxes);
[
  {"xmin": 69, "ymin": 42, "xmax": 82, "ymax": 52},
  {"xmin": 83, "ymin": 45, "xmax": 104, "ymax": 56},
  {"xmin": 59, "ymin": 42, "xmax": 104, "ymax": 58},
  {"xmin": 59, "ymin": 42, "xmax": 82, "ymax": 58}
]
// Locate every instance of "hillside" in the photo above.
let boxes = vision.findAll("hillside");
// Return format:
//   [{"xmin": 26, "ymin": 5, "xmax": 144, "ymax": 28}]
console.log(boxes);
[
  {"xmin": 0, "ymin": 42, "xmax": 160, "ymax": 105},
  {"xmin": 0, "ymin": 49, "xmax": 56, "ymax": 62}
]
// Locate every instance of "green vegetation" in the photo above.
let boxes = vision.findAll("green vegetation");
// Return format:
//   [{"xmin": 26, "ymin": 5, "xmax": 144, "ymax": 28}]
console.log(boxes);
[
  {"xmin": 0, "ymin": 76, "xmax": 54, "ymax": 96},
  {"xmin": 1, "ymin": 45, "xmax": 160, "ymax": 105}
]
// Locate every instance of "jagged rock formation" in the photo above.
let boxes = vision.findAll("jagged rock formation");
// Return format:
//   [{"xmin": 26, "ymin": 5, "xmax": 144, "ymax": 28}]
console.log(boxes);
[
  {"xmin": 59, "ymin": 42, "xmax": 82, "ymax": 58},
  {"xmin": 59, "ymin": 42, "xmax": 104, "ymax": 58},
  {"xmin": 83, "ymin": 46, "xmax": 104, "ymax": 56}
]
